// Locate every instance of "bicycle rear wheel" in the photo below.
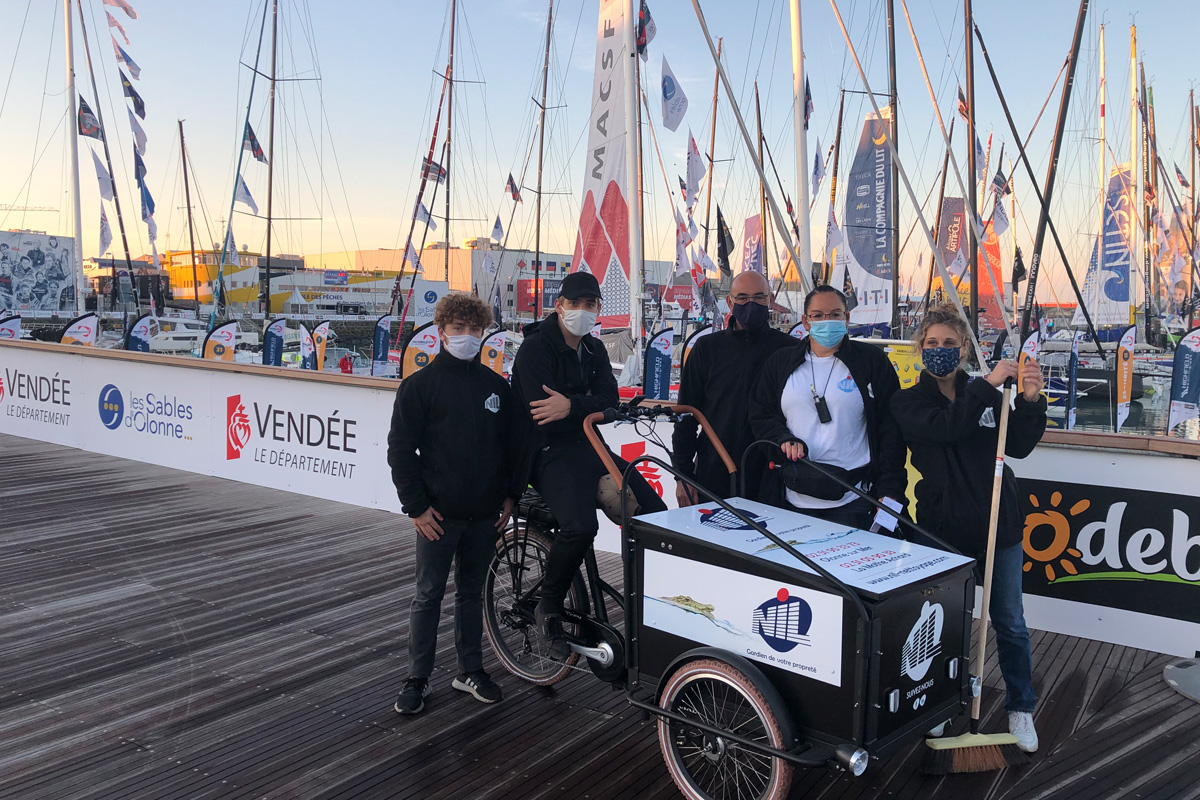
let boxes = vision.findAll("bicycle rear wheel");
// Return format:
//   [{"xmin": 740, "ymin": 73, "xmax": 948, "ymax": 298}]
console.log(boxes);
[
  {"xmin": 657, "ymin": 658, "xmax": 793, "ymax": 800},
  {"xmin": 484, "ymin": 526, "xmax": 582, "ymax": 685}
]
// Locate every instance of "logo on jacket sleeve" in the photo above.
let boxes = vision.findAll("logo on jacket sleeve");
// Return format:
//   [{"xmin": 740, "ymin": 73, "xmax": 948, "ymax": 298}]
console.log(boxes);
[
  {"xmin": 752, "ymin": 588, "xmax": 812, "ymax": 652},
  {"xmin": 484, "ymin": 393, "xmax": 500, "ymax": 413},
  {"xmin": 226, "ymin": 394, "xmax": 252, "ymax": 459},
  {"xmin": 901, "ymin": 601, "xmax": 944, "ymax": 681},
  {"xmin": 979, "ymin": 407, "xmax": 997, "ymax": 428}
]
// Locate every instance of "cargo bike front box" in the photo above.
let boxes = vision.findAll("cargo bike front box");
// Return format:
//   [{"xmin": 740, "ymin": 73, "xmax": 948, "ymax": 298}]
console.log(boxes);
[{"xmin": 626, "ymin": 496, "xmax": 976, "ymax": 765}]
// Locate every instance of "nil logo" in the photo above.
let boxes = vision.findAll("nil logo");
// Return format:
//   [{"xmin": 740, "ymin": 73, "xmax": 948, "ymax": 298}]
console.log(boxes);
[{"xmin": 752, "ymin": 589, "xmax": 812, "ymax": 653}]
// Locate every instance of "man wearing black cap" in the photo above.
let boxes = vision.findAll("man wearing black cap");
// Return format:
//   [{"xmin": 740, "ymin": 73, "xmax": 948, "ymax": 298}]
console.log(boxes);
[{"xmin": 512, "ymin": 272, "xmax": 666, "ymax": 660}]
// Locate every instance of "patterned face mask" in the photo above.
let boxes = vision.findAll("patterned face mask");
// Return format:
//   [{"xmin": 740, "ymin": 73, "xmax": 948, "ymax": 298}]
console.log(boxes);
[{"xmin": 922, "ymin": 346, "xmax": 962, "ymax": 377}]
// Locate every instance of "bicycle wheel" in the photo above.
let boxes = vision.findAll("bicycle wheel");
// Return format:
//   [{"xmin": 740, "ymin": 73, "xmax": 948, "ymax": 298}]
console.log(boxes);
[
  {"xmin": 657, "ymin": 658, "xmax": 793, "ymax": 800},
  {"xmin": 484, "ymin": 526, "xmax": 582, "ymax": 685}
]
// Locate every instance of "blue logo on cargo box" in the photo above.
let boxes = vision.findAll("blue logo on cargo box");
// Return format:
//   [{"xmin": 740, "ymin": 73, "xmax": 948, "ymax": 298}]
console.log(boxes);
[{"xmin": 753, "ymin": 589, "xmax": 812, "ymax": 653}]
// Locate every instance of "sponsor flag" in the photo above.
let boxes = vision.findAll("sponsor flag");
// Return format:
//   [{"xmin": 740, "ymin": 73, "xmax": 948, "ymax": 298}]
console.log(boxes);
[
  {"xmin": 643, "ymin": 328, "xmax": 674, "ymax": 400},
  {"xmin": 674, "ymin": 206, "xmax": 694, "ymax": 249},
  {"xmin": 1073, "ymin": 164, "xmax": 1134, "ymax": 327},
  {"xmin": 263, "ymin": 318, "xmax": 287, "ymax": 367},
  {"xmin": 1012, "ymin": 245, "xmax": 1027, "ymax": 288},
  {"xmin": 298, "ymin": 323, "xmax": 317, "ymax": 370},
  {"xmin": 0, "ymin": 316, "xmax": 20, "ymax": 340},
  {"xmin": 139, "ymin": 182, "xmax": 155, "ymax": 220},
  {"xmin": 59, "ymin": 312, "xmax": 98, "ymax": 347},
  {"xmin": 99, "ymin": 206, "xmax": 113, "ymax": 256},
  {"xmin": 1066, "ymin": 330, "xmax": 1082, "ymax": 430},
  {"xmin": 742, "ymin": 214, "xmax": 764, "ymax": 274},
  {"xmin": 992, "ymin": 167, "xmax": 1011, "ymax": 197},
  {"xmin": 78, "ymin": 97, "xmax": 102, "ymax": 139},
  {"xmin": 686, "ymin": 131, "xmax": 705, "ymax": 211},
  {"xmin": 811, "ymin": 136, "xmax": 825, "ymax": 198},
  {"xmin": 106, "ymin": 10, "xmax": 129, "ymax": 44},
  {"xmin": 414, "ymin": 199, "xmax": 437, "ymax": 230},
  {"xmin": 125, "ymin": 312, "xmax": 152, "ymax": 352},
  {"xmin": 842, "ymin": 266, "xmax": 859, "ymax": 311},
  {"xmin": 804, "ymin": 77, "xmax": 814, "ymax": 130},
  {"xmin": 92, "ymin": 149, "xmax": 114, "ymax": 201},
  {"xmin": 678, "ymin": 175, "xmax": 688, "ymax": 204},
  {"xmin": 992, "ymin": 195, "xmax": 1010, "ymax": 237},
  {"xmin": 506, "ymin": 173, "xmax": 523, "ymax": 203},
  {"xmin": 1168, "ymin": 326, "xmax": 1200, "ymax": 432},
  {"xmin": 401, "ymin": 320, "xmax": 441, "ymax": 378},
  {"xmin": 673, "ymin": 228, "xmax": 689, "ymax": 279},
  {"xmin": 203, "ymin": 321, "xmax": 239, "ymax": 361},
  {"xmin": 112, "ymin": 38, "xmax": 140, "ymax": 79},
  {"xmin": 716, "ymin": 205, "xmax": 735, "ymax": 277},
  {"xmin": 133, "ymin": 146, "xmax": 147, "ymax": 187},
  {"xmin": 372, "ymin": 314, "xmax": 395, "ymax": 376},
  {"xmin": 223, "ymin": 225, "xmax": 241, "ymax": 267},
  {"xmin": 491, "ymin": 279, "xmax": 503, "ymax": 327},
  {"xmin": 1116, "ymin": 325, "xmax": 1136, "ymax": 432},
  {"xmin": 128, "ymin": 108, "xmax": 146, "ymax": 155},
  {"xmin": 421, "ymin": 155, "xmax": 446, "ymax": 184},
  {"xmin": 103, "ymin": 0, "xmax": 137, "ymax": 19},
  {"xmin": 404, "ymin": 241, "xmax": 423, "ymax": 274},
  {"xmin": 121, "ymin": 70, "xmax": 144, "ymax": 119},
  {"xmin": 948, "ymin": 245, "xmax": 967, "ymax": 278},
  {"xmin": 481, "ymin": 250, "xmax": 496, "ymax": 276},
  {"xmin": 957, "ymin": 85, "xmax": 968, "ymax": 120},
  {"xmin": 975, "ymin": 135, "xmax": 985, "ymax": 181},
  {"xmin": 636, "ymin": 0, "xmax": 656, "ymax": 60},
  {"xmin": 234, "ymin": 174, "xmax": 259, "ymax": 215},
  {"xmin": 481, "ymin": 330, "xmax": 506, "ymax": 376},
  {"xmin": 824, "ymin": 202, "xmax": 843, "ymax": 265},
  {"xmin": 312, "ymin": 320, "xmax": 332, "ymax": 370},
  {"xmin": 840, "ymin": 109, "xmax": 893, "ymax": 325},
  {"xmin": 660, "ymin": 55, "xmax": 688, "ymax": 132},
  {"xmin": 243, "ymin": 122, "xmax": 267, "ymax": 164},
  {"xmin": 1017, "ymin": 331, "xmax": 1040, "ymax": 397},
  {"xmin": 695, "ymin": 244, "xmax": 719, "ymax": 279},
  {"xmin": 491, "ymin": 215, "xmax": 504, "ymax": 243},
  {"xmin": 1176, "ymin": 163, "xmax": 1191, "ymax": 189}
]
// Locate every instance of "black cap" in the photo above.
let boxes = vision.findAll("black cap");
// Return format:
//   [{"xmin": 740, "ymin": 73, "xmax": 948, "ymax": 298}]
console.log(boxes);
[{"xmin": 560, "ymin": 271, "xmax": 602, "ymax": 301}]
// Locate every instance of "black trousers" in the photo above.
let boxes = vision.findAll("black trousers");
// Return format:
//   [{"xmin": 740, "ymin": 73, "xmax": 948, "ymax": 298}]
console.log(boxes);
[
  {"xmin": 408, "ymin": 517, "xmax": 499, "ymax": 679},
  {"xmin": 532, "ymin": 439, "xmax": 667, "ymax": 614}
]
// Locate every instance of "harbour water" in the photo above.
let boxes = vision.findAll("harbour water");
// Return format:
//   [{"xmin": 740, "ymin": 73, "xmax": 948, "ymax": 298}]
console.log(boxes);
[{"xmin": 1048, "ymin": 375, "xmax": 1199, "ymax": 441}]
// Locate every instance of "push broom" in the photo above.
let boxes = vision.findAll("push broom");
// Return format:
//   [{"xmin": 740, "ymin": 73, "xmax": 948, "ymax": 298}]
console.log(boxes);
[{"xmin": 922, "ymin": 379, "xmax": 1030, "ymax": 775}]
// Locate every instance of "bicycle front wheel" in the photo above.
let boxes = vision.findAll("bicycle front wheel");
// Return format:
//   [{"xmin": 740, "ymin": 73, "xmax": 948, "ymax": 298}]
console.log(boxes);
[{"xmin": 484, "ymin": 526, "xmax": 581, "ymax": 685}]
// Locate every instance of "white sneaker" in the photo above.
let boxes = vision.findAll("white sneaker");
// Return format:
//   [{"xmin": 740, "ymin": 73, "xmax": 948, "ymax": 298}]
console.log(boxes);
[
  {"xmin": 1008, "ymin": 711, "xmax": 1038, "ymax": 753},
  {"xmin": 926, "ymin": 721, "xmax": 947, "ymax": 737}
]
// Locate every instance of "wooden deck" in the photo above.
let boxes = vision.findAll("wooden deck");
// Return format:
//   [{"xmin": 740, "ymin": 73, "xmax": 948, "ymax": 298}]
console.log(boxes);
[{"xmin": 2, "ymin": 432, "xmax": 1198, "ymax": 800}]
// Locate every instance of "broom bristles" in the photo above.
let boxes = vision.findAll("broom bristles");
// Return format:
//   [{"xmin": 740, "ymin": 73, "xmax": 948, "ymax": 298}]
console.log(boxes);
[{"xmin": 921, "ymin": 732, "xmax": 1031, "ymax": 775}]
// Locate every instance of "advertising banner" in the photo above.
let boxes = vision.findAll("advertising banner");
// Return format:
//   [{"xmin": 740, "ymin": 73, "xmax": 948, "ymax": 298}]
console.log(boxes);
[
  {"xmin": 1168, "ymin": 326, "xmax": 1200, "ymax": 433},
  {"xmin": 263, "ymin": 318, "xmax": 287, "ymax": 367},
  {"xmin": 569, "ymin": 0, "xmax": 632, "ymax": 329},
  {"xmin": 298, "ymin": 323, "xmax": 316, "ymax": 370},
  {"xmin": 741, "ymin": 214, "xmax": 764, "ymax": 275},
  {"xmin": 839, "ymin": 109, "xmax": 894, "ymax": 327},
  {"xmin": 60, "ymin": 312, "xmax": 97, "ymax": 347},
  {"xmin": 0, "ymin": 315, "xmax": 21, "ymax": 341},
  {"xmin": 643, "ymin": 328, "xmax": 673, "ymax": 400},
  {"xmin": 0, "ymin": 231, "xmax": 77, "ymax": 314},
  {"xmin": 481, "ymin": 331, "xmax": 505, "ymax": 376},
  {"xmin": 1073, "ymin": 163, "xmax": 1134, "ymax": 328},
  {"xmin": 404, "ymin": 280, "xmax": 449, "ymax": 327},
  {"xmin": 371, "ymin": 314, "xmax": 394, "ymax": 377},
  {"xmin": 1017, "ymin": 332, "xmax": 1040, "ymax": 397},
  {"xmin": 401, "ymin": 321, "xmax": 440, "ymax": 379},
  {"xmin": 1116, "ymin": 325, "xmax": 1136, "ymax": 431},
  {"xmin": 203, "ymin": 321, "xmax": 239, "ymax": 361},
  {"xmin": 125, "ymin": 312, "xmax": 152, "ymax": 352},
  {"xmin": 312, "ymin": 320, "xmax": 332, "ymax": 371},
  {"xmin": 0, "ymin": 347, "xmax": 80, "ymax": 446}
]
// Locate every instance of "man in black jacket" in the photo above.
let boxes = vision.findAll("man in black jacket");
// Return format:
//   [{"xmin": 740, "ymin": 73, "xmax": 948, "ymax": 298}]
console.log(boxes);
[
  {"xmin": 388, "ymin": 293, "xmax": 521, "ymax": 715},
  {"xmin": 749, "ymin": 285, "xmax": 907, "ymax": 529},
  {"xmin": 512, "ymin": 272, "xmax": 665, "ymax": 659},
  {"xmin": 673, "ymin": 270, "xmax": 795, "ymax": 503}
]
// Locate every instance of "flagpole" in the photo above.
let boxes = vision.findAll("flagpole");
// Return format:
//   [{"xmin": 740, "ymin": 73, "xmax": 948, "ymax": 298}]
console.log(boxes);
[
  {"xmin": 1140, "ymin": 60, "xmax": 1154, "ymax": 341},
  {"xmin": 789, "ymin": 0, "xmax": 811, "ymax": 303},
  {"xmin": 702, "ymin": 38, "xmax": 721, "ymax": 258},
  {"xmin": 444, "ymin": 0, "xmax": 457, "ymax": 283},
  {"xmin": 923, "ymin": 116, "xmax": 954, "ymax": 313},
  {"xmin": 1093, "ymin": 24, "xmax": 1106, "ymax": 328},
  {"xmin": 1129, "ymin": 25, "xmax": 1139, "ymax": 331},
  {"xmin": 624, "ymin": 0, "xmax": 643, "ymax": 350},
  {"xmin": 886, "ymin": 0, "xmax": 900, "ymax": 331},
  {"xmin": 533, "ymin": 0, "xmax": 553, "ymax": 318},
  {"xmin": 63, "ymin": 0, "xmax": 85, "ymax": 317},
  {"xmin": 74, "ymin": 0, "xmax": 134, "ymax": 314},
  {"xmin": 754, "ymin": 84, "xmax": 768, "ymax": 279},
  {"xmin": 1190, "ymin": 90, "xmax": 1197, "ymax": 331},
  {"xmin": 825, "ymin": 89, "xmax": 845, "ymax": 286},
  {"xmin": 963, "ymin": 0, "xmax": 979, "ymax": 336},
  {"xmin": 179, "ymin": 120, "xmax": 200, "ymax": 306}
]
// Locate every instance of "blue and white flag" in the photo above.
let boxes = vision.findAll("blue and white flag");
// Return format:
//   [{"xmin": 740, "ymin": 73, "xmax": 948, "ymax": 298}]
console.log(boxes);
[
  {"xmin": 491, "ymin": 215, "xmax": 504, "ymax": 243},
  {"xmin": 643, "ymin": 328, "xmax": 674, "ymax": 400},
  {"xmin": 975, "ymin": 136, "xmax": 985, "ymax": 181},
  {"xmin": 92, "ymin": 149, "xmax": 114, "ymax": 201},
  {"xmin": 263, "ymin": 318, "xmax": 287, "ymax": 367},
  {"xmin": 111, "ymin": 37, "xmax": 140, "ymax": 79},
  {"xmin": 660, "ymin": 55, "xmax": 688, "ymax": 133},
  {"xmin": 372, "ymin": 314, "xmax": 394, "ymax": 377},
  {"xmin": 139, "ymin": 183, "xmax": 155, "ymax": 220},
  {"xmin": 1169, "ymin": 326, "xmax": 1200, "ymax": 432},
  {"xmin": 99, "ymin": 206, "xmax": 113, "ymax": 256},
  {"xmin": 127, "ymin": 108, "xmax": 146, "ymax": 155},
  {"xmin": 414, "ymin": 200, "xmax": 436, "ymax": 230},
  {"xmin": 404, "ymin": 241, "xmax": 423, "ymax": 274},
  {"xmin": 224, "ymin": 225, "xmax": 241, "ymax": 267},
  {"xmin": 234, "ymin": 174, "xmax": 258, "ymax": 215},
  {"xmin": 811, "ymin": 136, "xmax": 825, "ymax": 198},
  {"xmin": 992, "ymin": 194, "xmax": 1010, "ymax": 237}
]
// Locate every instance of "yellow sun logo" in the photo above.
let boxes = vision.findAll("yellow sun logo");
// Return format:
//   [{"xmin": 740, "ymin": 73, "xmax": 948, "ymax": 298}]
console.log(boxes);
[{"xmin": 1022, "ymin": 492, "xmax": 1089, "ymax": 582}]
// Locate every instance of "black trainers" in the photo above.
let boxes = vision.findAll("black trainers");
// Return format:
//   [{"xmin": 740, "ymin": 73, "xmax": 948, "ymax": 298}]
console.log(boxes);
[
  {"xmin": 452, "ymin": 671, "xmax": 503, "ymax": 704},
  {"xmin": 535, "ymin": 607, "xmax": 571, "ymax": 662},
  {"xmin": 394, "ymin": 677, "xmax": 430, "ymax": 715}
]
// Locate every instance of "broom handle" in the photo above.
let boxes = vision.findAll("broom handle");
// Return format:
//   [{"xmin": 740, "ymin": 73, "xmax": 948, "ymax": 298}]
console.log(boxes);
[{"xmin": 970, "ymin": 378, "xmax": 1014, "ymax": 723}]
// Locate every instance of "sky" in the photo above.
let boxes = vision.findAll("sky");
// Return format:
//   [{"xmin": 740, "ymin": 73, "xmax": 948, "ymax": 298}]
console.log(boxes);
[{"xmin": 1, "ymin": 0, "xmax": 1198, "ymax": 304}]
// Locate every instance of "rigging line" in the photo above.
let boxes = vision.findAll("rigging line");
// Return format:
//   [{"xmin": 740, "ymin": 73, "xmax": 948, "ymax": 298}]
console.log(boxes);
[
  {"xmin": 185, "ymin": 145, "xmax": 216, "ymax": 253},
  {"xmin": 0, "ymin": 0, "xmax": 34, "ymax": 127}
]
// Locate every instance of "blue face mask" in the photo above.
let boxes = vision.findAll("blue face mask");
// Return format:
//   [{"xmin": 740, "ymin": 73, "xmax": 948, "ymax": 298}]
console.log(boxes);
[
  {"xmin": 808, "ymin": 319, "xmax": 848, "ymax": 348},
  {"xmin": 922, "ymin": 346, "xmax": 962, "ymax": 377}
]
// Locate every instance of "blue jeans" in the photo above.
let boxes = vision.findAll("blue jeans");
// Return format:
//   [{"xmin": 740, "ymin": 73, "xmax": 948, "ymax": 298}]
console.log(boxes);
[{"xmin": 989, "ymin": 543, "xmax": 1037, "ymax": 713}]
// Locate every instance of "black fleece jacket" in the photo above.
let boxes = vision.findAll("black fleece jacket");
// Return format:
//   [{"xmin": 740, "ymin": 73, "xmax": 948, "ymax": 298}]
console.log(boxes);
[
  {"xmin": 672, "ymin": 325, "xmax": 796, "ymax": 499},
  {"xmin": 749, "ymin": 336, "xmax": 908, "ymax": 506},
  {"xmin": 387, "ymin": 350, "xmax": 522, "ymax": 521},
  {"xmin": 890, "ymin": 370, "xmax": 1046, "ymax": 559},
  {"xmin": 511, "ymin": 312, "xmax": 618, "ymax": 451}
]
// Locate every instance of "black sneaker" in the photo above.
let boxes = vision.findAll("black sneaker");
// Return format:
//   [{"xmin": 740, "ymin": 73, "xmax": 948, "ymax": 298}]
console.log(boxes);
[
  {"xmin": 452, "ymin": 671, "xmax": 503, "ymax": 704},
  {"xmin": 394, "ymin": 677, "xmax": 430, "ymax": 715},
  {"xmin": 535, "ymin": 607, "xmax": 571, "ymax": 662}
]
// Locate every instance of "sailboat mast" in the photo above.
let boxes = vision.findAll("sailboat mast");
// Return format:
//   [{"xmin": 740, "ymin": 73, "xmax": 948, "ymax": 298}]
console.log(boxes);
[
  {"xmin": 263, "ymin": 0, "xmax": 278, "ymax": 318},
  {"xmin": 755, "ymin": 83, "xmax": 767, "ymax": 277},
  {"xmin": 1191, "ymin": 93, "xmax": 1197, "ymax": 330},
  {"xmin": 444, "ymin": 0, "xmax": 457, "ymax": 278},
  {"xmin": 63, "ymin": 0, "xmax": 84, "ymax": 316},
  {"xmin": 179, "ymin": 120, "xmax": 200, "ymax": 305},
  {"xmin": 964, "ymin": 0, "xmax": 979, "ymax": 335},
  {"xmin": 925, "ymin": 117, "xmax": 955, "ymax": 310},
  {"xmin": 533, "ymin": 0, "xmax": 553, "ymax": 318},
  {"xmin": 702, "ymin": 38, "xmax": 722, "ymax": 255},
  {"xmin": 789, "ymin": 0, "xmax": 811, "ymax": 302},
  {"xmin": 623, "ymin": 0, "xmax": 643, "ymax": 348},
  {"xmin": 1140, "ymin": 61, "xmax": 1153, "ymax": 339},
  {"xmin": 73, "ymin": 0, "xmax": 134, "ymax": 312},
  {"xmin": 1129, "ymin": 26, "xmax": 1138, "ymax": 327},
  {"xmin": 1094, "ymin": 23, "xmax": 1105, "ymax": 326},
  {"xmin": 826, "ymin": 90, "xmax": 846, "ymax": 285},
  {"xmin": 886, "ymin": 0, "xmax": 900, "ymax": 330}
]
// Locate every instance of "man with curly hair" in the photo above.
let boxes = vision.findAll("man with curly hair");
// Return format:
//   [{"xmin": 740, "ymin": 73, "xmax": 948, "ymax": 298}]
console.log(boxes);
[{"xmin": 388, "ymin": 292, "xmax": 523, "ymax": 714}]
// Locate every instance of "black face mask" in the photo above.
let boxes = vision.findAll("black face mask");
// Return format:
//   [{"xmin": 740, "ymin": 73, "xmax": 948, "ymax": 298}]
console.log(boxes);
[{"xmin": 731, "ymin": 300, "xmax": 770, "ymax": 331}]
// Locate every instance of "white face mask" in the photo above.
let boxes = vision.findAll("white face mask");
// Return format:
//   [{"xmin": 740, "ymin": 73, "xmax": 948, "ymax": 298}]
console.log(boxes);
[
  {"xmin": 560, "ymin": 308, "xmax": 598, "ymax": 337},
  {"xmin": 442, "ymin": 333, "xmax": 481, "ymax": 361}
]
